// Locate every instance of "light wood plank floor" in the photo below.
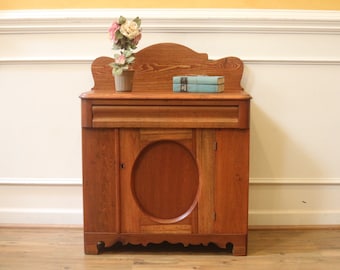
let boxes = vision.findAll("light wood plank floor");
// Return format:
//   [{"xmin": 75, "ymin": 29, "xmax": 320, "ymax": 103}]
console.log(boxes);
[{"xmin": 1, "ymin": 227, "xmax": 340, "ymax": 269}]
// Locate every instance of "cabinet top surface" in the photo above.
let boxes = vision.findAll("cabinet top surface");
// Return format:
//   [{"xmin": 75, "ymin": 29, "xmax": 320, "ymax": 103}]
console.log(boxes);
[{"xmin": 80, "ymin": 90, "xmax": 251, "ymax": 101}]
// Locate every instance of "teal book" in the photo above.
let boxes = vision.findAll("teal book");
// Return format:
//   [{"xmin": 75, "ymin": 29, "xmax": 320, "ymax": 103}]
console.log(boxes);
[
  {"xmin": 173, "ymin": 75, "xmax": 224, "ymax": 85},
  {"xmin": 173, "ymin": 83, "xmax": 224, "ymax": 93}
]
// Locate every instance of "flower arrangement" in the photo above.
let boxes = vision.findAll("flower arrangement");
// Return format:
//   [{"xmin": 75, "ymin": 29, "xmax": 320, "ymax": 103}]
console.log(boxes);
[{"xmin": 109, "ymin": 16, "xmax": 142, "ymax": 75}]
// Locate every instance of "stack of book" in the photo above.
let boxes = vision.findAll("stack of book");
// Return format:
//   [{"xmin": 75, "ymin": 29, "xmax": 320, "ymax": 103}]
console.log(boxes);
[{"xmin": 173, "ymin": 75, "xmax": 224, "ymax": 93}]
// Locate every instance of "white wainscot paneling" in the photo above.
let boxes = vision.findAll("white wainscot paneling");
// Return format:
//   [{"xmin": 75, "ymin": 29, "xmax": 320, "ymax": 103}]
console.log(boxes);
[
  {"xmin": 0, "ymin": 180, "xmax": 82, "ymax": 225},
  {"xmin": 1, "ymin": 8, "xmax": 340, "ymax": 226},
  {"xmin": 247, "ymin": 63, "xmax": 340, "ymax": 179},
  {"xmin": 249, "ymin": 183, "xmax": 340, "ymax": 226},
  {"xmin": 246, "ymin": 61, "xmax": 340, "ymax": 226},
  {"xmin": 0, "ymin": 63, "xmax": 91, "ymax": 178}
]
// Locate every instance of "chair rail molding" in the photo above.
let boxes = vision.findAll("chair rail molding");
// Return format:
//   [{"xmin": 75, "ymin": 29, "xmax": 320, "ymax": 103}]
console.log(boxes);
[
  {"xmin": 1, "ymin": 9, "xmax": 340, "ymax": 65},
  {"xmin": 1, "ymin": 8, "xmax": 340, "ymax": 34}
]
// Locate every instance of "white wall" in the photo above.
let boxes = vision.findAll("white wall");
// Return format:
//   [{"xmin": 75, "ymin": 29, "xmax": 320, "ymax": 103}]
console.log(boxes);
[{"xmin": 1, "ymin": 9, "xmax": 340, "ymax": 226}]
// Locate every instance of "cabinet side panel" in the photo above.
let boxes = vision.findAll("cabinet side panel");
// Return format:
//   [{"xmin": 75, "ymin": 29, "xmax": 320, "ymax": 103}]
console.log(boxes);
[
  {"xmin": 82, "ymin": 128, "xmax": 119, "ymax": 233},
  {"xmin": 214, "ymin": 129, "xmax": 249, "ymax": 234}
]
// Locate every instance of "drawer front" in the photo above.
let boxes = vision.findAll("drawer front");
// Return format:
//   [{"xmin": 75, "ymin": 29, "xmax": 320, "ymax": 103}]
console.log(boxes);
[{"xmin": 92, "ymin": 104, "xmax": 249, "ymax": 128}]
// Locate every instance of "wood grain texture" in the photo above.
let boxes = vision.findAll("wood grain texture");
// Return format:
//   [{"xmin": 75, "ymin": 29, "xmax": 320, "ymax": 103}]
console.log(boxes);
[
  {"xmin": 214, "ymin": 129, "xmax": 250, "ymax": 234},
  {"xmin": 1, "ymin": 227, "xmax": 340, "ymax": 270},
  {"xmin": 91, "ymin": 105, "xmax": 241, "ymax": 128},
  {"xmin": 82, "ymin": 129, "xmax": 119, "ymax": 234},
  {"xmin": 80, "ymin": 43, "xmax": 251, "ymax": 256},
  {"xmin": 91, "ymin": 43, "xmax": 244, "ymax": 92}
]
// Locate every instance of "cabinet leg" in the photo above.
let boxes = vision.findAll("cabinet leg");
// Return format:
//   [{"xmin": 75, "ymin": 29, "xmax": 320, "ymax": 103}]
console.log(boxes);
[
  {"xmin": 84, "ymin": 241, "xmax": 106, "ymax": 255},
  {"xmin": 84, "ymin": 244, "xmax": 99, "ymax": 255},
  {"xmin": 232, "ymin": 244, "xmax": 247, "ymax": 256}
]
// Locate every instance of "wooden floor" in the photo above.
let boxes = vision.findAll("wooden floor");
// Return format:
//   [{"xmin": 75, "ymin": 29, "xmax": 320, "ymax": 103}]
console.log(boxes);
[{"xmin": 1, "ymin": 227, "xmax": 340, "ymax": 269}]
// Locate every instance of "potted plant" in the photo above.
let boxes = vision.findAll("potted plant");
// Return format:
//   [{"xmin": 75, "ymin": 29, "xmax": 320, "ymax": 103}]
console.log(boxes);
[{"xmin": 109, "ymin": 16, "xmax": 142, "ymax": 91}]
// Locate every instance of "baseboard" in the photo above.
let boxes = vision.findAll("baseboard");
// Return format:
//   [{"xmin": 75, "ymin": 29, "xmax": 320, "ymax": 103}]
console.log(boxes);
[
  {"xmin": 249, "ymin": 210, "xmax": 340, "ymax": 226},
  {"xmin": 0, "ymin": 179, "xmax": 83, "ymax": 225}
]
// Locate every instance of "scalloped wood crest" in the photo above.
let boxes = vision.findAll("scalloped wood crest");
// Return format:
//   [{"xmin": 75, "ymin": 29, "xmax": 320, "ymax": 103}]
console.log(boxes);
[{"xmin": 91, "ymin": 43, "xmax": 244, "ymax": 92}]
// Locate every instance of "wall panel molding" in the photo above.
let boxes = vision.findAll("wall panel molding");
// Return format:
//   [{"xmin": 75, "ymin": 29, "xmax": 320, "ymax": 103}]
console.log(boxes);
[
  {"xmin": 2, "ymin": 9, "xmax": 340, "ymax": 65},
  {"xmin": 250, "ymin": 178, "xmax": 340, "ymax": 185},
  {"xmin": 2, "ymin": 58, "xmax": 340, "ymax": 66},
  {"xmin": 1, "ymin": 177, "xmax": 340, "ymax": 186},
  {"xmin": 0, "ymin": 177, "xmax": 81, "ymax": 185},
  {"xmin": 0, "ymin": 58, "xmax": 92, "ymax": 65},
  {"xmin": 0, "ymin": 207, "xmax": 82, "ymax": 225},
  {"xmin": 1, "ymin": 8, "xmax": 340, "ymax": 35}
]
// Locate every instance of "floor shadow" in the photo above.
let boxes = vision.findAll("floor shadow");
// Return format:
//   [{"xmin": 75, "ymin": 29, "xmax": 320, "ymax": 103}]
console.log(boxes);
[{"xmin": 102, "ymin": 241, "xmax": 233, "ymax": 255}]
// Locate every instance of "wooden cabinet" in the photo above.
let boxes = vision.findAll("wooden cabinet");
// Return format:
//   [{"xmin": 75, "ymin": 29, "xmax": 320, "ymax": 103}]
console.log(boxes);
[{"xmin": 80, "ymin": 43, "xmax": 251, "ymax": 255}]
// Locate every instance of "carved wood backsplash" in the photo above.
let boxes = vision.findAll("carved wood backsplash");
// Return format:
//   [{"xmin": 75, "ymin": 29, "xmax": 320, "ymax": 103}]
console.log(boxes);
[{"xmin": 91, "ymin": 43, "xmax": 244, "ymax": 92}]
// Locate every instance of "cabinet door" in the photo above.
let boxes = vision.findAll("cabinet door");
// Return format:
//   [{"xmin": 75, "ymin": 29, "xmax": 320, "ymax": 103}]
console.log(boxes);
[
  {"xmin": 214, "ymin": 129, "xmax": 250, "ymax": 234},
  {"xmin": 119, "ymin": 128, "xmax": 200, "ymax": 234},
  {"xmin": 82, "ymin": 128, "xmax": 119, "ymax": 233}
]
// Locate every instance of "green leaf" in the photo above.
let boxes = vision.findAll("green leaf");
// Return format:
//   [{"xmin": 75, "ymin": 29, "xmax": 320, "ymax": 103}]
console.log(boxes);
[
  {"xmin": 126, "ymin": 56, "xmax": 135, "ymax": 64},
  {"xmin": 118, "ymin": 16, "xmax": 126, "ymax": 25},
  {"xmin": 115, "ymin": 31, "xmax": 124, "ymax": 40},
  {"xmin": 113, "ymin": 67, "xmax": 123, "ymax": 75},
  {"xmin": 133, "ymin": 17, "xmax": 141, "ymax": 27},
  {"xmin": 124, "ymin": 50, "xmax": 133, "ymax": 57}
]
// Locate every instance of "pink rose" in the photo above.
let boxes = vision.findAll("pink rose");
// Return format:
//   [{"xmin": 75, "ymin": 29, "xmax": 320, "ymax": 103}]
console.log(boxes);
[
  {"xmin": 115, "ymin": 54, "xmax": 126, "ymax": 65},
  {"xmin": 109, "ymin": 21, "xmax": 120, "ymax": 41}
]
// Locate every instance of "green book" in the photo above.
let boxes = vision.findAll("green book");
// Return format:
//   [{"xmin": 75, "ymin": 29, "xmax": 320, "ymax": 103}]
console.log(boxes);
[
  {"xmin": 173, "ymin": 83, "xmax": 224, "ymax": 93},
  {"xmin": 173, "ymin": 75, "xmax": 224, "ymax": 85}
]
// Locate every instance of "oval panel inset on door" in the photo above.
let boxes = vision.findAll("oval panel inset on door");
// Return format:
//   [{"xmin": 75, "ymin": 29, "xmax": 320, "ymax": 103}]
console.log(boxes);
[{"xmin": 131, "ymin": 140, "xmax": 199, "ymax": 223}]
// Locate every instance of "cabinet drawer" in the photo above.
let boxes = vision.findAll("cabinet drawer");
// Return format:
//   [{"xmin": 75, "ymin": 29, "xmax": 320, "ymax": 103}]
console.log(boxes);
[{"xmin": 92, "ymin": 105, "xmax": 248, "ymax": 128}]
